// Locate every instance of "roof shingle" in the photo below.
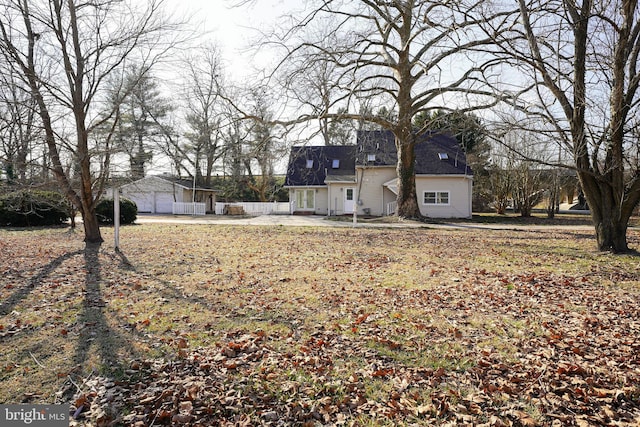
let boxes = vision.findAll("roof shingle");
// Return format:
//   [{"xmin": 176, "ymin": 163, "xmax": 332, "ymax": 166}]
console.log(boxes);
[{"xmin": 285, "ymin": 130, "xmax": 471, "ymax": 187}]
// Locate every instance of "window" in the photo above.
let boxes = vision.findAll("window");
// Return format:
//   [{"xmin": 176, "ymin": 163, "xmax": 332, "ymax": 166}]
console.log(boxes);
[
  {"xmin": 306, "ymin": 159, "xmax": 313, "ymax": 168},
  {"xmin": 424, "ymin": 191, "xmax": 450, "ymax": 205},
  {"xmin": 367, "ymin": 154, "xmax": 376, "ymax": 162},
  {"xmin": 438, "ymin": 152, "xmax": 449, "ymax": 160},
  {"xmin": 332, "ymin": 159, "xmax": 340, "ymax": 168},
  {"xmin": 345, "ymin": 188, "xmax": 354, "ymax": 201}
]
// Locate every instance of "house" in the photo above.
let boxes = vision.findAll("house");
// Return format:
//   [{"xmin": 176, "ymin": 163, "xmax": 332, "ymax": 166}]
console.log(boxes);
[
  {"xmin": 118, "ymin": 175, "xmax": 218, "ymax": 214},
  {"xmin": 284, "ymin": 130, "xmax": 473, "ymax": 218}
]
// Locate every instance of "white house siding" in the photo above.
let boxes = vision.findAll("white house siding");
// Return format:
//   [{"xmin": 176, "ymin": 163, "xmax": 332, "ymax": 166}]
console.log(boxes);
[
  {"xmin": 326, "ymin": 183, "xmax": 357, "ymax": 215},
  {"xmin": 326, "ymin": 184, "xmax": 342, "ymax": 215},
  {"xmin": 154, "ymin": 192, "xmax": 175, "ymax": 213},
  {"xmin": 356, "ymin": 167, "xmax": 397, "ymax": 216},
  {"xmin": 315, "ymin": 188, "xmax": 329, "ymax": 215},
  {"xmin": 288, "ymin": 187, "xmax": 328, "ymax": 215},
  {"xmin": 416, "ymin": 175, "xmax": 473, "ymax": 218}
]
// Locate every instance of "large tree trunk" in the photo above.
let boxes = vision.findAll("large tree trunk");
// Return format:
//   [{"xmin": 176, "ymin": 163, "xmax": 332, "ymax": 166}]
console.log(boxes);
[
  {"xmin": 79, "ymin": 170, "xmax": 103, "ymax": 244},
  {"xmin": 81, "ymin": 207, "xmax": 103, "ymax": 244},
  {"xmin": 395, "ymin": 133, "xmax": 421, "ymax": 218},
  {"xmin": 594, "ymin": 218, "xmax": 629, "ymax": 254},
  {"xmin": 580, "ymin": 173, "xmax": 634, "ymax": 253}
]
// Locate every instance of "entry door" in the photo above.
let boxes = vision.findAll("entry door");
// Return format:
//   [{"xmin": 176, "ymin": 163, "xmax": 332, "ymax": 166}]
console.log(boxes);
[{"xmin": 344, "ymin": 187, "xmax": 355, "ymax": 213}]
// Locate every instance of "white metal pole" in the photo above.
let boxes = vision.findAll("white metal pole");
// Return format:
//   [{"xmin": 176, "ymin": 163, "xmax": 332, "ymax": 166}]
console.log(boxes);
[
  {"xmin": 114, "ymin": 188, "xmax": 120, "ymax": 249},
  {"xmin": 192, "ymin": 172, "xmax": 196, "ymax": 215},
  {"xmin": 353, "ymin": 186, "xmax": 358, "ymax": 225}
]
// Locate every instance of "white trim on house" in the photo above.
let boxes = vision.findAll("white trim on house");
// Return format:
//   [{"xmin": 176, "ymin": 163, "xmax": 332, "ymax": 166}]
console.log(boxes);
[
  {"xmin": 383, "ymin": 178, "xmax": 398, "ymax": 195},
  {"xmin": 294, "ymin": 189, "xmax": 316, "ymax": 211},
  {"xmin": 344, "ymin": 187, "xmax": 356, "ymax": 214},
  {"xmin": 285, "ymin": 132, "xmax": 474, "ymax": 218},
  {"xmin": 423, "ymin": 190, "xmax": 451, "ymax": 206}
]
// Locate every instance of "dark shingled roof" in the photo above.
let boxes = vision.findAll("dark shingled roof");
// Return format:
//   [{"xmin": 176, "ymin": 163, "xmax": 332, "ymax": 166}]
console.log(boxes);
[
  {"xmin": 285, "ymin": 145, "xmax": 357, "ymax": 186},
  {"xmin": 356, "ymin": 130, "xmax": 471, "ymax": 175},
  {"xmin": 285, "ymin": 130, "xmax": 471, "ymax": 187}
]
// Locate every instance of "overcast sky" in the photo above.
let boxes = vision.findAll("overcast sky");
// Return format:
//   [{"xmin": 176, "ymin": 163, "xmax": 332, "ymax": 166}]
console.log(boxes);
[
  {"xmin": 160, "ymin": 0, "xmax": 298, "ymax": 79},
  {"xmin": 136, "ymin": 1, "xmax": 302, "ymax": 174}
]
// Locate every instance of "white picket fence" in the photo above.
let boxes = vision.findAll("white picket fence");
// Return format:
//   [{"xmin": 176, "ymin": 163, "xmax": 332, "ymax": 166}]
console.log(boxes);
[
  {"xmin": 214, "ymin": 202, "xmax": 290, "ymax": 215},
  {"xmin": 173, "ymin": 202, "xmax": 206, "ymax": 215}
]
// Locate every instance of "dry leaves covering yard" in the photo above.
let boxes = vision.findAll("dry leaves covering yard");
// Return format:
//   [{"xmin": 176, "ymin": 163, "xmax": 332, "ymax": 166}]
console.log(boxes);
[{"xmin": 0, "ymin": 223, "xmax": 639, "ymax": 426}]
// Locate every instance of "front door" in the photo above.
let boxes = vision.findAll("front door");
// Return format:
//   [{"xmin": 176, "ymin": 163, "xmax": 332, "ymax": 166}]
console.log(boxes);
[{"xmin": 344, "ymin": 187, "xmax": 355, "ymax": 214}]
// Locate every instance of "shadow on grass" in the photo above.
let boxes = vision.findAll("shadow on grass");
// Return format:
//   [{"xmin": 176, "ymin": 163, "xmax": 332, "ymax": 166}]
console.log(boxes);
[
  {"xmin": 0, "ymin": 249, "xmax": 84, "ymax": 316},
  {"xmin": 0, "ymin": 242, "xmax": 146, "ymax": 403},
  {"xmin": 114, "ymin": 247, "xmax": 135, "ymax": 271},
  {"xmin": 71, "ymin": 244, "xmax": 124, "ymax": 371}
]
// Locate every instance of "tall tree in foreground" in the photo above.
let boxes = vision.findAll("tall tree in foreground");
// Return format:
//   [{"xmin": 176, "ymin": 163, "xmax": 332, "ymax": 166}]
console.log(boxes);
[
  {"xmin": 488, "ymin": 0, "xmax": 640, "ymax": 252},
  {"xmin": 0, "ymin": 0, "xmax": 177, "ymax": 243},
  {"xmin": 269, "ymin": 0, "xmax": 504, "ymax": 218}
]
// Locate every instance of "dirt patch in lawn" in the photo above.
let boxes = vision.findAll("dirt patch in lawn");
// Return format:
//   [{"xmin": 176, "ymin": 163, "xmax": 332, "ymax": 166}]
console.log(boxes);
[{"xmin": 1, "ymin": 224, "xmax": 639, "ymax": 426}]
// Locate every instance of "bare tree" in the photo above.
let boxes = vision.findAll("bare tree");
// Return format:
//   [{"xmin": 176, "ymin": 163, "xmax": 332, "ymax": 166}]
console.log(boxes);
[
  {"xmin": 265, "ymin": 0, "xmax": 505, "ymax": 218},
  {"xmin": 0, "ymin": 67, "xmax": 40, "ymax": 183},
  {"xmin": 0, "ymin": 0, "xmax": 180, "ymax": 243},
  {"xmin": 486, "ymin": 0, "xmax": 640, "ymax": 252},
  {"xmin": 182, "ymin": 45, "xmax": 225, "ymax": 186},
  {"xmin": 488, "ymin": 164, "xmax": 512, "ymax": 215},
  {"xmin": 243, "ymin": 88, "xmax": 280, "ymax": 202},
  {"xmin": 284, "ymin": 35, "xmax": 354, "ymax": 146},
  {"xmin": 220, "ymin": 106, "xmax": 249, "ymax": 200}
]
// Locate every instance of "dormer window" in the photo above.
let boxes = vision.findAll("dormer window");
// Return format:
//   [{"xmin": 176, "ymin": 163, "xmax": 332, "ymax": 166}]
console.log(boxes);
[
  {"xmin": 332, "ymin": 159, "xmax": 340, "ymax": 169},
  {"xmin": 306, "ymin": 159, "xmax": 313, "ymax": 168},
  {"xmin": 438, "ymin": 153, "xmax": 449, "ymax": 161},
  {"xmin": 367, "ymin": 154, "xmax": 376, "ymax": 162}
]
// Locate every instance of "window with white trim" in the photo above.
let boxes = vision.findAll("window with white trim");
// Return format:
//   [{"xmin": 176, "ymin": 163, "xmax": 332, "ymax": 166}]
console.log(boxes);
[{"xmin": 423, "ymin": 191, "xmax": 450, "ymax": 205}]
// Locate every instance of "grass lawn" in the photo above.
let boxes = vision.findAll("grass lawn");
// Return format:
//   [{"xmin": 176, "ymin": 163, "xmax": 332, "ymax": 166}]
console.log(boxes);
[{"xmin": 1, "ymin": 223, "xmax": 639, "ymax": 426}]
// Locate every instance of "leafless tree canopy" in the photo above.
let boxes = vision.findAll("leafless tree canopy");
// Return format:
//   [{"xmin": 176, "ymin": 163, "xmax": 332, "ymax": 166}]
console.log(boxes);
[
  {"xmin": 0, "ymin": 0, "xmax": 183, "ymax": 243},
  {"xmin": 482, "ymin": 0, "xmax": 640, "ymax": 252},
  {"xmin": 262, "ymin": 0, "xmax": 508, "ymax": 217}
]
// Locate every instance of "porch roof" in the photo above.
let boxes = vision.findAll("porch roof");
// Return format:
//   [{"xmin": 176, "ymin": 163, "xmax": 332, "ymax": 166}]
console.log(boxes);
[{"xmin": 325, "ymin": 174, "xmax": 356, "ymax": 183}]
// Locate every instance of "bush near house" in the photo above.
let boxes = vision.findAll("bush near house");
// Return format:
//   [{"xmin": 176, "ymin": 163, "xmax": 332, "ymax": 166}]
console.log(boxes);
[
  {"xmin": 0, "ymin": 190, "xmax": 70, "ymax": 226},
  {"xmin": 96, "ymin": 197, "xmax": 137, "ymax": 225}
]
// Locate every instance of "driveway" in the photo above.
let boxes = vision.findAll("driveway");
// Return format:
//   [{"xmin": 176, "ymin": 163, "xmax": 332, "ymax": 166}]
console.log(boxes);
[
  {"xmin": 134, "ymin": 214, "xmax": 346, "ymax": 227},
  {"xmin": 133, "ymin": 214, "xmax": 602, "ymax": 231}
]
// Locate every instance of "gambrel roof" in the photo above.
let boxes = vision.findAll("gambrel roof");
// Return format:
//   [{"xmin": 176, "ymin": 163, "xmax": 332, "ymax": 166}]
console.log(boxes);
[
  {"xmin": 356, "ymin": 130, "xmax": 471, "ymax": 175},
  {"xmin": 285, "ymin": 130, "xmax": 471, "ymax": 187},
  {"xmin": 284, "ymin": 145, "xmax": 357, "ymax": 187}
]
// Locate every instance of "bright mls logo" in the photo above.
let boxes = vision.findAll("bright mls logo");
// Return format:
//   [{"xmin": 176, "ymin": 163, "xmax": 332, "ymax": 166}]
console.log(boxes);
[{"xmin": 1, "ymin": 405, "xmax": 67, "ymax": 426}]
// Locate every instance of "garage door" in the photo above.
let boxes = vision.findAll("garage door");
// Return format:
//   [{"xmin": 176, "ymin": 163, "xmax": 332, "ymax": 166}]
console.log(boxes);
[
  {"xmin": 126, "ymin": 192, "xmax": 153, "ymax": 213},
  {"xmin": 155, "ymin": 193, "xmax": 174, "ymax": 214}
]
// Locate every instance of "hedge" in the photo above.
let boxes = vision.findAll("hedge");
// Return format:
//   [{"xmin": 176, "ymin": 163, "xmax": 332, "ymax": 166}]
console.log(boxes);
[
  {"xmin": 0, "ymin": 190, "xmax": 70, "ymax": 226},
  {"xmin": 95, "ymin": 197, "xmax": 137, "ymax": 225}
]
